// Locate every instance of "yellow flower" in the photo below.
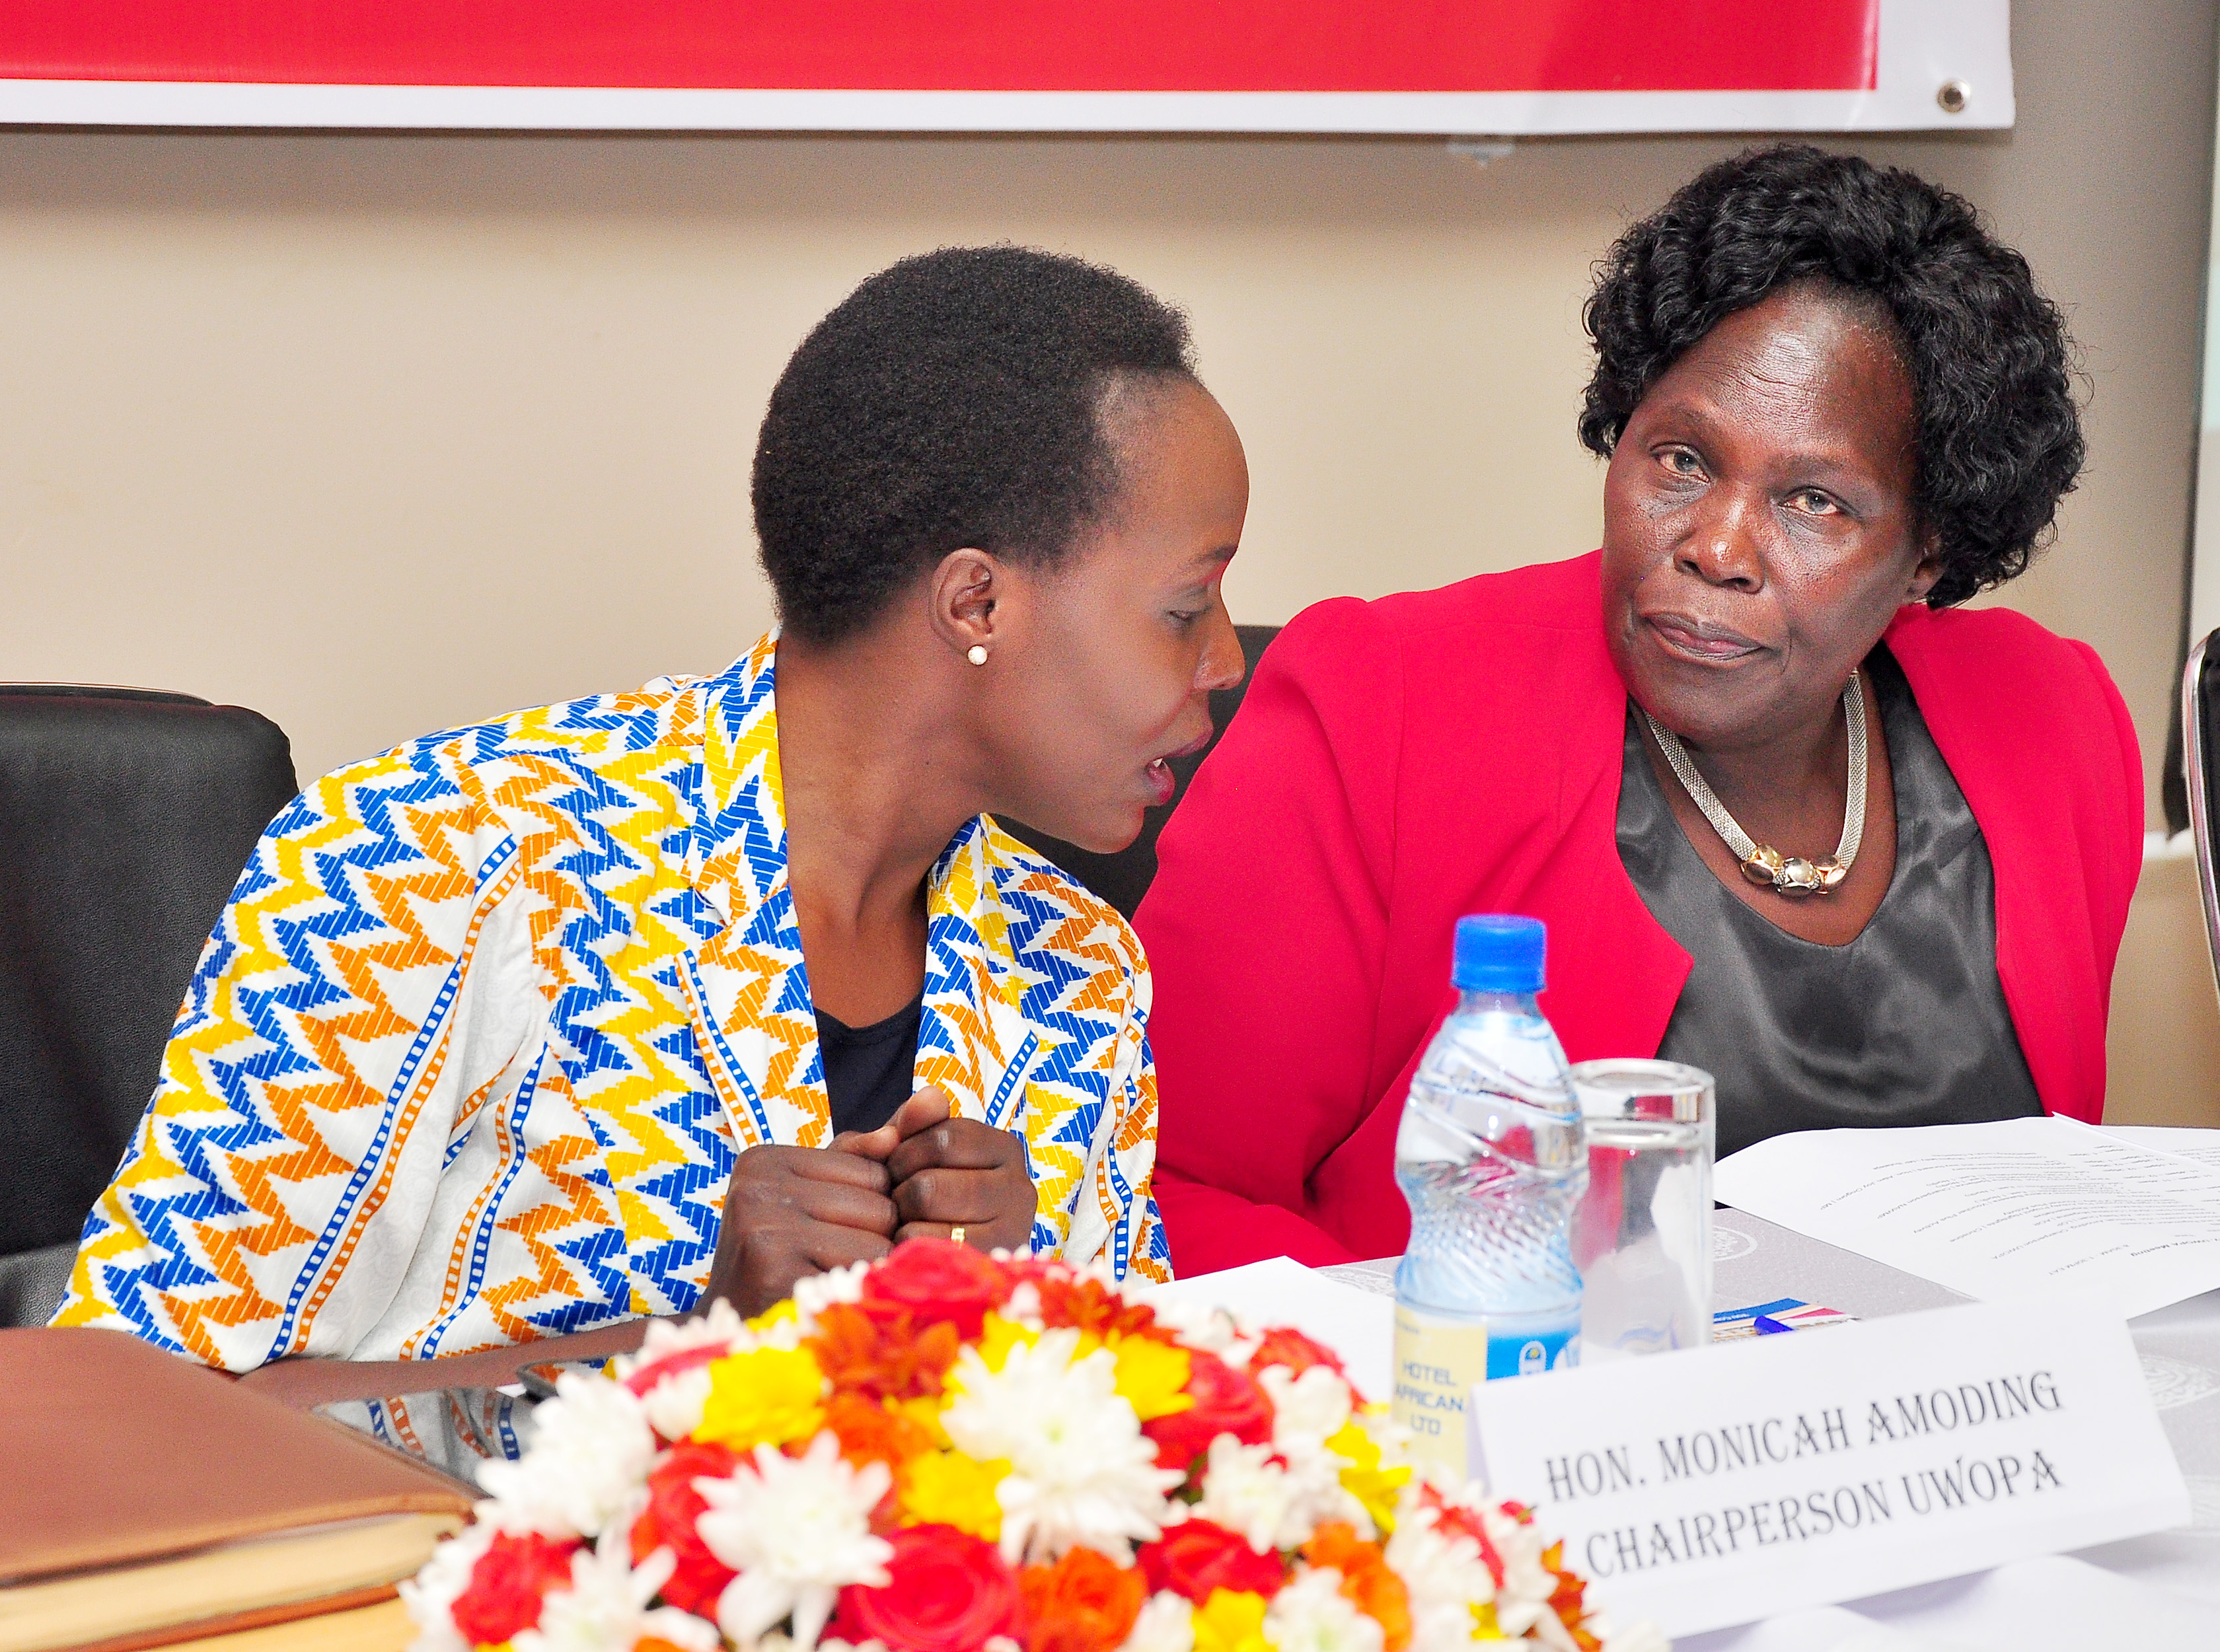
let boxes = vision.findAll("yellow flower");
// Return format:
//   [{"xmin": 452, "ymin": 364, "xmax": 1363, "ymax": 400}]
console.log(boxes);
[
  {"xmin": 1326, "ymin": 1419, "xmax": 1411, "ymax": 1535},
  {"xmin": 899, "ymin": 1448, "xmax": 1010, "ymax": 1540},
  {"xmin": 1471, "ymin": 1600, "xmax": 1506, "ymax": 1639},
  {"xmin": 749, "ymin": 1299, "xmax": 799, "ymax": 1332},
  {"xmin": 1112, "ymin": 1336, "xmax": 1194, "ymax": 1421},
  {"xmin": 1193, "ymin": 1589, "xmax": 1273, "ymax": 1652},
  {"xmin": 694, "ymin": 1345, "xmax": 825, "ymax": 1451},
  {"xmin": 891, "ymin": 1394, "xmax": 952, "ymax": 1449},
  {"xmin": 974, "ymin": 1312, "xmax": 1040, "ymax": 1373}
]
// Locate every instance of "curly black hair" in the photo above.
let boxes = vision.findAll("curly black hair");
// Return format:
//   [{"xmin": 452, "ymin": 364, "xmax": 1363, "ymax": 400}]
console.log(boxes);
[
  {"xmin": 753, "ymin": 246, "xmax": 1197, "ymax": 645},
  {"xmin": 1579, "ymin": 145, "xmax": 2083, "ymax": 607}
]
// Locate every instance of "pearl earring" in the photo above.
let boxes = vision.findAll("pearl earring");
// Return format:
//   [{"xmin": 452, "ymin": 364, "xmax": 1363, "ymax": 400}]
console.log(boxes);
[{"xmin": 967, "ymin": 645, "xmax": 988, "ymax": 666}]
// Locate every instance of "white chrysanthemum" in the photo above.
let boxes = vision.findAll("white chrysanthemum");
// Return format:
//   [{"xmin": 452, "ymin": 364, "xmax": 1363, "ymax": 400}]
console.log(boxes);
[
  {"xmin": 696, "ymin": 1433, "xmax": 893, "ymax": 1651},
  {"xmin": 1384, "ymin": 1507, "xmax": 1500, "ymax": 1652},
  {"xmin": 1118, "ymin": 1590, "xmax": 1197, "ymax": 1652},
  {"xmin": 790, "ymin": 1260, "xmax": 871, "ymax": 1328},
  {"xmin": 638, "ymin": 1362, "xmax": 717, "ymax": 1442},
  {"xmin": 1192, "ymin": 1436, "xmax": 1312, "ymax": 1553},
  {"xmin": 1142, "ymin": 1298, "xmax": 1240, "ymax": 1355},
  {"xmin": 477, "ymin": 1375, "xmax": 657, "ymax": 1538},
  {"xmin": 516, "ymin": 1540, "xmax": 721, "ymax": 1652},
  {"xmin": 1594, "ymin": 1615, "xmax": 1670, "ymax": 1652},
  {"xmin": 1259, "ymin": 1365, "xmax": 1372, "ymax": 1536},
  {"xmin": 1263, "ymin": 1567, "xmax": 1387, "ymax": 1652},
  {"xmin": 398, "ymin": 1520, "xmax": 496, "ymax": 1652},
  {"xmin": 1482, "ymin": 1503, "xmax": 1557, "ymax": 1638},
  {"xmin": 1261, "ymin": 1364, "xmax": 1353, "ymax": 1452},
  {"xmin": 1527, "ymin": 1602, "xmax": 1582, "ymax": 1652},
  {"xmin": 618, "ymin": 1297, "xmax": 749, "ymax": 1377},
  {"xmin": 940, "ymin": 1328, "xmax": 1182, "ymax": 1565},
  {"xmin": 1001, "ymin": 1280, "xmax": 1047, "ymax": 1332}
]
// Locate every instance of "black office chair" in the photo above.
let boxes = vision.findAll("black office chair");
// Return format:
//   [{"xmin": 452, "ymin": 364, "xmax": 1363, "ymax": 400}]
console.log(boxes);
[
  {"xmin": 0, "ymin": 686, "xmax": 297, "ymax": 1326},
  {"xmin": 1004, "ymin": 624, "xmax": 1281, "ymax": 917},
  {"xmin": 2184, "ymin": 631, "xmax": 2220, "ymax": 1003}
]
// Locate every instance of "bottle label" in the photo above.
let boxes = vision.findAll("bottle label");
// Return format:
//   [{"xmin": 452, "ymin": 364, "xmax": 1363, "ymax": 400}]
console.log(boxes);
[
  {"xmin": 1393, "ymin": 1304, "xmax": 1578, "ymax": 1481},
  {"xmin": 1391, "ymin": 1304, "xmax": 1489, "ymax": 1478}
]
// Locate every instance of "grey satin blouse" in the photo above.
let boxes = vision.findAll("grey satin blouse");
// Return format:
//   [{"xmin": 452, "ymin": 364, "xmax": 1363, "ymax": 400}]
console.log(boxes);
[{"xmin": 1617, "ymin": 647, "xmax": 2042, "ymax": 1161}]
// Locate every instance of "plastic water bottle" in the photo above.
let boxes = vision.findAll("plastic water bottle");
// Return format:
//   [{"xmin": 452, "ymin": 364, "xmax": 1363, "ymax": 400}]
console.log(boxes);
[{"xmin": 1391, "ymin": 914, "xmax": 1587, "ymax": 1480}]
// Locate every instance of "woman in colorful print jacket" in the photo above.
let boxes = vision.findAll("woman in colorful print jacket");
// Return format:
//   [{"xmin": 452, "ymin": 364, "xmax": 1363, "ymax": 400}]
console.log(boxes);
[{"xmin": 59, "ymin": 248, "xmax": 1247, "ymax": 1371}]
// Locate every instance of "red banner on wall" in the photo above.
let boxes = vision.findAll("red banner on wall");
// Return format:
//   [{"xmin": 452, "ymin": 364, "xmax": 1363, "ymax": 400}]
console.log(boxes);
[
  {"xmin": 6, "ymin": 1, "xmax": 1879, "ymax": 94},
  {"xmin": 0, "ymin": 1, "xmax": 2011, "ymax": 132}
]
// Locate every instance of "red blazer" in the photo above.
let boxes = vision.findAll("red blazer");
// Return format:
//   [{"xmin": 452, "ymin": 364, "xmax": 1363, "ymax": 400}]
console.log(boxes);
[{"xmin": 1134, "ymin": 552, "xmax": 2145, "ymax": 1275}]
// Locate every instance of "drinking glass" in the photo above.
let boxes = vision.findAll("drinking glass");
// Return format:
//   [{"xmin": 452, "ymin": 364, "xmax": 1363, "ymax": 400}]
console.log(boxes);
[{"xmin": 1569, "ymin": 1058, "xmax": 1715, "ymax": 1361}]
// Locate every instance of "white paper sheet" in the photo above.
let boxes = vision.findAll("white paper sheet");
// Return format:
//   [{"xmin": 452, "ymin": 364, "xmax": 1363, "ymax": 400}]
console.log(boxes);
[
  {"xmin": 2102, "ymin": 1124, "xmax": 2220, "ymax": 1175},
  {"xmin": 1682, "ymin": 1554, "xmax": 2220, "ymax": 1652},
  {"xmin": 1141, "ymin": 1255, "xmax": 1395, "ymax": 1402},
  {"xmin": 1714, "ymin": 1118, "xmax": 2220, "ymax": 1320}
]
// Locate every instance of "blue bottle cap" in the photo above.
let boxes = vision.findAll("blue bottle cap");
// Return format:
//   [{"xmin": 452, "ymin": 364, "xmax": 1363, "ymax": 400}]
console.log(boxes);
[{"xmin": 1452, "ymin": 914, "xmax": 1546, "ymax": 994}]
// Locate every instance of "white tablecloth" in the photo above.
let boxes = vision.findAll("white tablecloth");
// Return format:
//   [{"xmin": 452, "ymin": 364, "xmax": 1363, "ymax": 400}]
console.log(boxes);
[{"xmin": 1321, "ymin": 1203, "xmax": 2220, "ymax": 1650}]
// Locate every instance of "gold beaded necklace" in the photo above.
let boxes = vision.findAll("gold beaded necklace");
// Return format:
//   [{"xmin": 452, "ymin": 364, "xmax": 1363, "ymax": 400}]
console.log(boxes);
[{"xmin": 1641, "ymin": 672, "xmax": 1867, "ymax": 898}]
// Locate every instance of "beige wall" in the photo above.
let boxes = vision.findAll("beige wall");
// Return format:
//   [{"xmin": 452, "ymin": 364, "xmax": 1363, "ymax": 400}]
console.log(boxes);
[{"xmin": 3, "ymin": 0, "xmax": 2218, "ymax": 1119}]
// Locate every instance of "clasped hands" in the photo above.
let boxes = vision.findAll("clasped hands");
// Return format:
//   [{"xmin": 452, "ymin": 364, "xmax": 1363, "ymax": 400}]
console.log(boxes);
[{"xmin": 706, "ymin": 1087, "xmax": 1038, "ymax": 1317}]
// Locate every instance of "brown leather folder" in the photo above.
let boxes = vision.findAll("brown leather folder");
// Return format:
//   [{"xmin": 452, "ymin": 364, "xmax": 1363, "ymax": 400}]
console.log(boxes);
[{"xmin": 0, "ymin": 1329, "xmax": 475, "ymax": 1652}]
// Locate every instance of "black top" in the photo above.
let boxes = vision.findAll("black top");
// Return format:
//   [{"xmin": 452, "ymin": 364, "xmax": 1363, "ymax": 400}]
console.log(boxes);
[
  {"xmin": 1617, "ymin": 647, "xmax": 2042, "ymax": 1161},
  {"xmin": 817, "ymin": 993, "xmax": 924, "ymax": 1137}
]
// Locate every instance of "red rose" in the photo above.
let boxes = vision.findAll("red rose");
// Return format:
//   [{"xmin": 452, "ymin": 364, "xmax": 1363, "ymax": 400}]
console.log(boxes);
[
  {"xmin": 450, "ymin": 1530, "xmax": 580, "ymax": 1645},
  {"xmin": 1137, "ymin": 1518, "xmax": 1284, "ymax": 1604},
  {"xmin": 860, "ymin": 1238, "xmax": 1014, "ymax": 1340},
  {"xmin": 1141, "ymin": 1349, "xmax": 1274, "ymax": 1471},
  {"xmin": 831, "ymin": 1523, "xmax": 1023, "ymax": 1652},
  {"xmin": 630, "ymin": 1441, "xmax": 741, "ymax": 1614},
  {"xmin": 1248, "ymin": 1326, "xmax": 1349, "ymax": 1384}
]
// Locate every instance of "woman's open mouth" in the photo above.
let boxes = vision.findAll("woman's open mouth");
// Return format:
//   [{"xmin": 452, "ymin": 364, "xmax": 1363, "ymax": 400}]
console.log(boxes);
[{"xmin": 1144, "ymin": 726, "xmax": 1216, "ymax": 805}]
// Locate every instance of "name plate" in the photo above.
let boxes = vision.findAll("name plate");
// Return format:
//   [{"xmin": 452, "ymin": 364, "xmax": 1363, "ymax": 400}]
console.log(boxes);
[{"xmin": 1466, "ymin": 1302, "xmax": 2188, "ymax": 1637}]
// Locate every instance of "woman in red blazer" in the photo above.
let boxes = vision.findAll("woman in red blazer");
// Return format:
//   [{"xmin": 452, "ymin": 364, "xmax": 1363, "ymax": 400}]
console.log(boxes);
[{"xmin": 1136, "ymin": 147, "xmax": 2143, "ymax": 1275}]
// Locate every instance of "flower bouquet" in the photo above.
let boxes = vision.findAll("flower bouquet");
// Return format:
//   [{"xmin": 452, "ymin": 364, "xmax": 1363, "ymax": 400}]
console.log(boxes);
[{"xmin": 403, "ymin": 1240, "xmax": 1660, "ymax": 1652}]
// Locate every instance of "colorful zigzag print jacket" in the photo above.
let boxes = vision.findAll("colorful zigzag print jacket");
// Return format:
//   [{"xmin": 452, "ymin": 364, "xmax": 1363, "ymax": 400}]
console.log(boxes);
[{"xmin": 57, "ymin": 635, "xmax": 1169, "ymax": 1371}]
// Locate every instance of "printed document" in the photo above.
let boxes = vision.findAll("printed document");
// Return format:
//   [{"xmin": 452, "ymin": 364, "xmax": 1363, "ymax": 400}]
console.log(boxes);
[{"xmin": 1713, "ymin": 1117, "xmax": 2220, "ymax": 1318}]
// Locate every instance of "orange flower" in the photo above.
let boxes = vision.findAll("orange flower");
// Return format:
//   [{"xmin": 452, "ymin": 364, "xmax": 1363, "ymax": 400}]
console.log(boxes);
[
  {"xmin": 1302, "ymin": 1521, "xmax": 1411, "ymax": 1652},
  {"xmin": 1541, "ymin": 1540, "xmax": 1602, "ymax": 1652},
  {"xmin": 1019, "ymin": 1545, "xmax": 1148, "ymax": 1652},
  {"xmin": 809, "ymin": 1300, "xmax": 962, "ymax": 1401},
  {"xmin": 826, "ymin": 1391, "xmax": 935, "ymax": 1463},
  {"xmin": 1033, "ymin": 1273, "xmax": 1171, "ymax": 1344}
]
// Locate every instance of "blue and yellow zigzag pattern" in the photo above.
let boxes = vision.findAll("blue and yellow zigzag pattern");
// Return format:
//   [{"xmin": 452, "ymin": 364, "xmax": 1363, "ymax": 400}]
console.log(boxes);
[{"xmin": 57, "ymin": 637, "xmax": 1167, "ymax": 1371}]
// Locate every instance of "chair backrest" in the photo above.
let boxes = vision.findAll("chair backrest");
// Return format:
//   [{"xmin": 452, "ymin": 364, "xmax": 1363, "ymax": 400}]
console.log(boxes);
[
  {"xmin": 2184, "ymin": 631, "xmax": 2220, "ymax": 1002},
  {"xmin": 1002, "ymin": 624, "xmax": 1282, "ymax": 918},
  {"xmin": 0, "ymin": 686, "xmax": 297, "ymax": 1260}
]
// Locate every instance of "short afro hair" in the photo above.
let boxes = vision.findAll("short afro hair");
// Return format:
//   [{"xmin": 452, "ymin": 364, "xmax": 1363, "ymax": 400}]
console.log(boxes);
[
  {"xmin": 1578, "ymin": 144, "xmax": 2083, "ymax": 608},
  {"xmin": 753, "ymin": 245, "xmax": 1197, "ymax": 645}
]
